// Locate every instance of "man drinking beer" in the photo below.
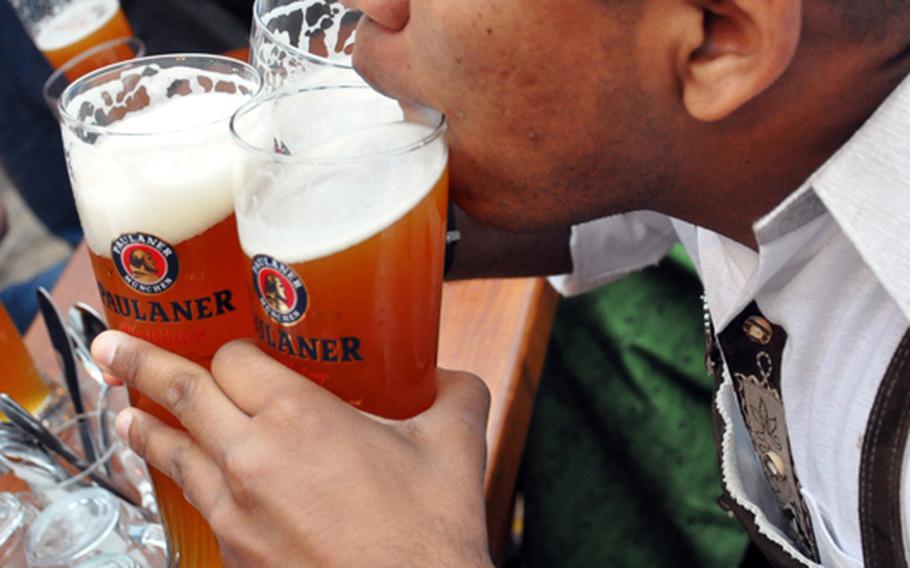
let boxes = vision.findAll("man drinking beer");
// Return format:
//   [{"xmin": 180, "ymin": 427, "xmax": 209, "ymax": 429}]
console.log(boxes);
[{"xmin": 93, "ymin": 0, "xmax": 910, "ymax": 565}]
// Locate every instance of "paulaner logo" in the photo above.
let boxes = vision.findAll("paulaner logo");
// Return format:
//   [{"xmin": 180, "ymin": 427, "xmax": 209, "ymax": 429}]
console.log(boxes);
[
  {"xmin": 111, "ymin": 233, "xmax": 179, "ymax": 295},
  {"xmin": 251, "ymin": 254, "xmax": 308, "ymax": 326}
]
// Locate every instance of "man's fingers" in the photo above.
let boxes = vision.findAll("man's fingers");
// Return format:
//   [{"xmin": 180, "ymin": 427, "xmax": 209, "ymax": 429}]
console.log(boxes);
[
  {"xmin": 92, "ymin": 331, "xmax": 248, "ymax": 449},
  {"xmin": 116, "ymin": 408, "xmax": 228, "ymax": 519},
  {"xmin": 102, "ymin": 372, "xmax": 124, "ymax": 386},
  {"xmin": 412, "ymin": 369, "xmax": 490, "ymax": 467},
  {"xmin": 420, "ymin": 369, "xmax": 491, "ymax": 432},
  {"xmin": 212, "ymin": 340, "xmax": 345, "ymax": 416}
]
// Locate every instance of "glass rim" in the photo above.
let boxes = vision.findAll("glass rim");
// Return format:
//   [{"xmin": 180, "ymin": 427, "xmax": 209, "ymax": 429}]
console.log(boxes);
[
  {"xmin": 252, "ymin": 0, "xmax": 356, "ymax": 70},
  {"xmin": 57, "ymin": 52, "xmax": 263, "ymax": 138},
  {"xmin": 43, "ymin": 35, "xmax": 146, "ymax": 95},
  {"xmin": 229, "ymin": 83, "xmax": 447, "ymax": 166}
]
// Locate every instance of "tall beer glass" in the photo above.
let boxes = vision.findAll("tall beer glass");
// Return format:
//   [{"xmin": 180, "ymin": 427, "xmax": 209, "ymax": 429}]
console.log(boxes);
[
  {"xmin": 231, "ymin": 85, "xmax": 448, "ymax": 419},
  {"xmin": 10, "ymin": 0, "xmax": 133, "ymax": 71},
  {"xmin": 59, "ymin": 54, "xmax": 261, "ymax": 568},
  {"xmin": 0, "ymin": 303, "xmax": 60, "ymax": 420},
  {"xmin": 250, "ymin": 0, "xmax": 363, "ymax": 91}
]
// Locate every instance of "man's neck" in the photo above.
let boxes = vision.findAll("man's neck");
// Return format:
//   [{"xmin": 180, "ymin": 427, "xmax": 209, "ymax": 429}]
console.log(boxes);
[{"xmin": 673, "ymin": 56, "xmax": 910, "ymax": 250}]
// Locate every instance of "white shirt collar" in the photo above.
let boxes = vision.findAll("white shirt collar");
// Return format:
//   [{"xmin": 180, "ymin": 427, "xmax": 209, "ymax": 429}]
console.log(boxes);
[{"xmin": 753, "ymin": 72, "xmax": 910, "ymax": 320}]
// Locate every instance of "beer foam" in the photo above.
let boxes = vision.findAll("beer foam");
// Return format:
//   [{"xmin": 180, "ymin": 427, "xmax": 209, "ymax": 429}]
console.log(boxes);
[
  {"xmin": 34, "ymin": 0, "xmax": 120, "ymax": 51},
  {"xmin": 66, "ymin": 92, "xmax": 250, "ymax": 256},
  {"xmin": 236, "ymin": 122, "xmax": 446, "ymax": 263}
]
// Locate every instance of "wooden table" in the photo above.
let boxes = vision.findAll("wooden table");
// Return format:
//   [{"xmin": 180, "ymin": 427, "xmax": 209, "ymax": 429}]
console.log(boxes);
[{"xmin": 24, "ymin": 242, "xmax": 558, "ymax": 563}]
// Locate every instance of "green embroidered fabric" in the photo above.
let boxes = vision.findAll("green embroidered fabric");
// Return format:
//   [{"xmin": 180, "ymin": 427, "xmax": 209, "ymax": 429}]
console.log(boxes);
[{"xmin": 518, "ymin": 245, "xmax": 748, "ymax": 567}]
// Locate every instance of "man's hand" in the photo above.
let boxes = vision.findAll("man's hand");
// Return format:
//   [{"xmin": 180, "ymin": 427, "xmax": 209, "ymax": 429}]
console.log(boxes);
[{"xmin": 92, "ymin": 331, "xmax": 493, "ymax": 568}]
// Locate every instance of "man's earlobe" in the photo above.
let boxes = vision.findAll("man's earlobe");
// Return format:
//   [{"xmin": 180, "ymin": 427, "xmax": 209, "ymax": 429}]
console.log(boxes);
[{"xmin": 681, "ymin": 0, "xmax": 801, "ymax": 121}]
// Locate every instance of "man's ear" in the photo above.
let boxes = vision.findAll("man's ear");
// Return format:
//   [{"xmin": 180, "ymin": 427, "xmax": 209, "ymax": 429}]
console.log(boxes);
[{"xmin": 680, "ymin": 0, "xmax": 801, "ymax": 121}]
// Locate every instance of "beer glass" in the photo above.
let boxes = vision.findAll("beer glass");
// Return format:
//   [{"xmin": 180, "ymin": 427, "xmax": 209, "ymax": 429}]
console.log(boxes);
[
  {"xmin": 250, "ymin": 0, "xmax": 363, "ymax": 91},
  {"xmin": 9, "ymin": 0, "xmax": 133, "ymax": 71},
  {"xmin": 231, "ymin": 84, "xmax": 448, "ymax": 419},
  {"xmin": 59, "ymin": 54, "xmax": 262, "ymax": 568},
  {"xmin": 0, "ymin": 304, "xmax": 64, "ymax": 422}
]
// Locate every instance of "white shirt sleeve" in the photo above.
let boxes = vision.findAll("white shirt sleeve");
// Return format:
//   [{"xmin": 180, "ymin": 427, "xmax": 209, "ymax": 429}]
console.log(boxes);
[{"xmin": 548, "ymin": 211, "xmax": 678, "ymax": 296}]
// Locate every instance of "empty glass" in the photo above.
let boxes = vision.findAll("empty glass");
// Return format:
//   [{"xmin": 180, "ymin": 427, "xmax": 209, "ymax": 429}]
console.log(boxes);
[
  {"xmin": 250, "ymin": 0, "xmax": 363, "ymax": 91},
  {"xmin": 25, "ymin": 488, "xmax": 165, "ymax": 567},
  {"xmin": 73, "ymin": 553, "xmax": 142, "ymax": 567},
  {"xmin": 0, "ymin": 493, "xmax": 33, "ymax": 568}
]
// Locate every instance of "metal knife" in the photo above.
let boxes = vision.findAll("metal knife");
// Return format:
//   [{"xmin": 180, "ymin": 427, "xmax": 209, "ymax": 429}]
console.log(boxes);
[{"xmin": 36, "ymin": 287, "xmax": 97, "ymax": 466}]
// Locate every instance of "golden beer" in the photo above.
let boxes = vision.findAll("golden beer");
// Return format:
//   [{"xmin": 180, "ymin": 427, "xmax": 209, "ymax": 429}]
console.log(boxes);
[
  {"xmin": 246, "ymin": 172, "xmax": 447, "ymax": 418},
  {"xmin": 233, "ymin": 85, "xmax": 448, "ymax": 419},
  {"xmin": 0, "ymin": 303, "xmax": 52, "ymax": 419},
  {"xmin": 15, "ymin": 0, "xmax": 133, "ymax": 75},
  {"xmin": 60, "ymin": 55, "xmax": 260, "ymax": 568},
  {"xmin": 86, "ymin": 217, "xmax": 251, "ymax": 568},
  {"xmin": 88, "ymin": 215, "xmax": 252, "ymax": 365}
]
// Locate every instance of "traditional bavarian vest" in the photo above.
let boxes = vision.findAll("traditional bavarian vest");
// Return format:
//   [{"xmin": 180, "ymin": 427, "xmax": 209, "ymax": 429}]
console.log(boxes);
[{"xmin": 706, "ymin": 298, "xmax": 910, "ymax": 567}]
